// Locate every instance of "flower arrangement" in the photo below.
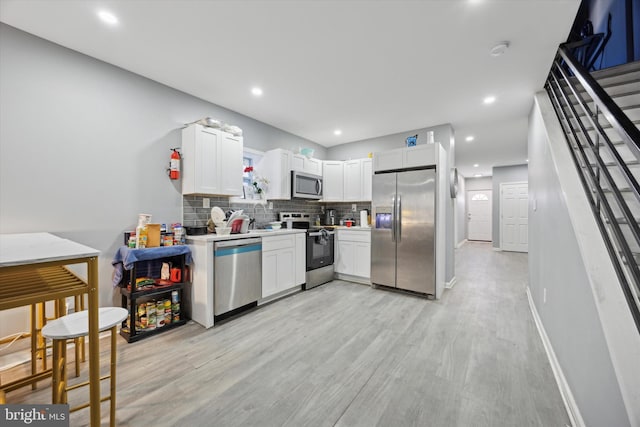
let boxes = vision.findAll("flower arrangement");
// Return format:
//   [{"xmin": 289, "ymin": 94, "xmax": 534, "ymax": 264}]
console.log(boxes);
[{"xmin": 244, "ymin": 166, "xmax": 269, "ymax": 197}]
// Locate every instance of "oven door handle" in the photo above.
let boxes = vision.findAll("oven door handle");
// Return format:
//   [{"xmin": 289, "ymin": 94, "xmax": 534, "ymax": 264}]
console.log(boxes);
[{"xmin": 308, "ymin": 231, "xmax": 335, "ymax": 237}]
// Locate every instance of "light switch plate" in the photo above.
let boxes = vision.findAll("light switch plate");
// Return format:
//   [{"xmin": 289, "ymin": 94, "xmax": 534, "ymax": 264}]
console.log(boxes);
[{"xmin": 203, "ymin": 198, "xmax": 210, "ymax": 208}]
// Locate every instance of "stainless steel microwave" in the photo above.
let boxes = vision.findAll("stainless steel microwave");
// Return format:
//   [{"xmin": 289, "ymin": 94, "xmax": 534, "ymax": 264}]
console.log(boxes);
[{"xmin": 291, "ymin": 170, "xmax": 322, "ymax": 199}]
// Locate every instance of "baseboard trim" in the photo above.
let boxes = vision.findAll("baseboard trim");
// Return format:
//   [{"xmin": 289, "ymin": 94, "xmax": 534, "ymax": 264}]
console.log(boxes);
[
  {"xmin": 334, "ymin": 273, "xmax": 371, "ymax": 285},
  {"xmin": 445, "ymin": 277, "xmax": 457, "ymax": 289},
  {"xmin": 456, "ymin": 239, "xmax": 468, "ymax": 249},
  {"xmin": 526, "ymin": 287, "xmax": 584, "ymax": 427}
]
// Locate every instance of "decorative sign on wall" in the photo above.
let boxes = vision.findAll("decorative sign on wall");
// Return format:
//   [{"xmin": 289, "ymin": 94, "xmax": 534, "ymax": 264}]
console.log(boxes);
[{"xmin": 405, "ymin": 134, "xmax": 418, "ymax": 147}]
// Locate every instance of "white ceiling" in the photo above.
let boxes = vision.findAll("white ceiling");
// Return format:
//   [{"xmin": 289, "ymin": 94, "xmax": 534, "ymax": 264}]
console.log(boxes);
[{"xmin": 0, "ymin": 0, "xmax": 580, "ymax": 178}]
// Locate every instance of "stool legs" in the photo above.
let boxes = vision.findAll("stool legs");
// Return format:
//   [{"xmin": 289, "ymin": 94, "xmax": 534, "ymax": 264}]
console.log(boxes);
[
  {"xmin": 49, "ymin": 324, "xmax": 120, "ymax": 426},
  {"xmin": 51, "ymin": 338, "xmax": 67, "ymax": 404},
  {"xmin": 110, "ymin": 325, "xmax": 117, "ymax": 427}
]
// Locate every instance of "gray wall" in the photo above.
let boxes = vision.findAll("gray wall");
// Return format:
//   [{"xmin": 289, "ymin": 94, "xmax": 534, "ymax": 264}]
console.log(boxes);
[
  {"xmin": 528, "ymin": 99, "xmax": 629, "ymax": 426},
  {"xmin": 492, "ymin": 164, "xmax": 528, "ymax": 248},
  {"xmin": 327, "ymin": 124, "xmax": 457, "ymax": 283},
  {"xmin": 0, "ymin": 24, "xmax": 322, "ymax": 314},
  {"xmin": 465, "ymin": 176, "xmax": 492, "ymax": 190}
]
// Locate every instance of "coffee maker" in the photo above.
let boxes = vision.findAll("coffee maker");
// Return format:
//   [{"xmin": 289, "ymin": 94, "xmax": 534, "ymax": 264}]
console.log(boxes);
[{"xmin": 324, "ymin": 209, "xmax": 336, "ymax": 226}]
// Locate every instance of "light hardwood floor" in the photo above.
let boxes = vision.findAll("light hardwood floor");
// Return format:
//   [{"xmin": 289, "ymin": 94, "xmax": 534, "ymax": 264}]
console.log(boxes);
[{"xmin": 3, "ymin": 242, "xmax": 570, "ymax": 426}]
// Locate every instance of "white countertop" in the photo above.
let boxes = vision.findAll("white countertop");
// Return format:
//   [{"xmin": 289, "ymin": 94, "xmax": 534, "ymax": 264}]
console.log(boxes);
[
  {"xmin": 0, "ymin": 232, "xmax": 100, "ymax": 267},
  {"xmin": 186, "ymin": 228, "xmax": 306, "ymax": 242}
]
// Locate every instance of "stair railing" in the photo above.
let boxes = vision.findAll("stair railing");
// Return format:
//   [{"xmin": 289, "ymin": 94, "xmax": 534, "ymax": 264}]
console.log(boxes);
[{"xmin": 545, "ymin": 45, "xmax": 640, "ymax": 334}]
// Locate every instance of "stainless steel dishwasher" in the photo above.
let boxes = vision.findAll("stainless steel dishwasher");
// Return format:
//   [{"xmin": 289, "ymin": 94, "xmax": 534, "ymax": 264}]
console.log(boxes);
[{"xmin": 214, "ymin": 237, "xmax": 262, "ymax": 317}]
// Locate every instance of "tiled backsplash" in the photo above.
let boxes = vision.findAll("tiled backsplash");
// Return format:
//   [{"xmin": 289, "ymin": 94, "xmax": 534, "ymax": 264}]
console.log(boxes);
[{"xmin": 183, "ymin": 196, "xmax": 371, "ymax": 228}]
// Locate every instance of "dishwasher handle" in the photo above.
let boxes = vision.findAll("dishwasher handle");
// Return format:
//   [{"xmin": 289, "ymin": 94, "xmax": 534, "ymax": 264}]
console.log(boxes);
[{"xmin": 214, "ymin": 237, "xmax": 262, "ymax": 250}]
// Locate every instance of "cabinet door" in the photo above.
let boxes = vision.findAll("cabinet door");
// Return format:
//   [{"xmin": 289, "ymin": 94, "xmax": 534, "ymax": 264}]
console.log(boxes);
[
  {"xmin": 295, "ymin": 233, "xmax": 306, "ymax": 285},
  {"xmin": 373, "ymin": 149, "xmax": 403, "ymax": 172},
  {"xmin": 343, "ymin": 160, "xmax": 362, "ymax": 201},
  {"xmin": 262, "ymin": 251, "xmax": 279, "ymax": 298},
  {"xmin": 276, "ymin": 248, "xmax": 295, "ymax": 292},
  {"xmin": 195, "ymin": 127, "xmax": 221, "ymax": 194},
  {"xmin": 218, "ymin": 134, "xmax": 244, "ymax": 196},
  {"xmin": 305, "ymin": 158, "xmax": 323, "ymax": 176},
  {"xmin": 403, "ymin": 145, "xmax": 435, "ymax": 168},
  {"xmin": 361, "ymin": 158, "xmax": 372, "ymax": 201},
  {"xmin": 335, "ymin": 240, "xmax": 354, "ymax": 275},
  {"xmin": 354, "ymin": 241, "xmax": 371, "ymax": 278},
  {"xmin": 292, "ymin": 154, "xmax": 305, "ymax": 172},
  {"xmin": 256, "ymin": 149, "xmax": 291, "ymax": 200},
  {"xmin": 323, "ymin": 161, "xmax": 344, "ymax": 201}
]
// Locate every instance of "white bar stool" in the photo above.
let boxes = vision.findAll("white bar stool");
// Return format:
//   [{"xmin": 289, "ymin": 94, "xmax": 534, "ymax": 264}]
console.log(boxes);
[{"xmin": 42, "ymin": 307, "xmax": 128, "ymax": 427}]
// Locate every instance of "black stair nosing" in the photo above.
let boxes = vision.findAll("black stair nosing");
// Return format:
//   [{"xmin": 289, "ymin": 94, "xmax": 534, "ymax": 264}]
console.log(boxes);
[
  {"xmin": 561, "ymin": 91, "xmax": 640, "ymax": 107},
  {"xmin": 582, "ymin": 159, "xmax": 640, "ymax": 167},
  {"xmin": 610, "ymin": 216, "xmax": 640, "ymax": 225},
  {"xmin": 590, "ymin": 61, "xmax": 640, "ymax": 79},
  {"xmin": 600, "ymin": 186, "xmax": 634, "ymax": 194},
  {"xmin": 567, "ymin": 103, "xmax": 640, "ymax": 119},
  {"xmin": 564, "ymin": 118, "xmax": 640, "ymax": 133}
]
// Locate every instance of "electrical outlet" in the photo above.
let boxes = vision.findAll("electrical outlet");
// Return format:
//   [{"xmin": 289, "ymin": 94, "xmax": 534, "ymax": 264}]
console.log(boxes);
[
  {"xmin": 268, "ymin": 202, "xmax": 273, "ymax": 209},
  {"xmin": 351, "ymin": 204, "xmax": 357, "ymax": 212},
  {"xmin": 543, "ymin": 288, "xmax": 547, "ymax": 304},
  {"xmin": 203, "ymin": 198, "xmax": 210, "ymax": 208}
]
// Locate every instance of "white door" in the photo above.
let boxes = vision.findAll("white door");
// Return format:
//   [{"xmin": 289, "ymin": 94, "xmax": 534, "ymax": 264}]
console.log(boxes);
[
  {"xmin": 501, "ymin": 182, "xmax": 529, "ymax": 252},
  {"xmin": 467, "ymin": 190, "xmax": 492, "ymax": 241}
]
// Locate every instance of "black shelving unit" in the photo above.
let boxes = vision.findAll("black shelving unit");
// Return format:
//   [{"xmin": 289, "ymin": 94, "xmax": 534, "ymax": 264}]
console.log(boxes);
[{"xmin": 115, "ymin": 247, "xmax": 190, "ymax": 343}]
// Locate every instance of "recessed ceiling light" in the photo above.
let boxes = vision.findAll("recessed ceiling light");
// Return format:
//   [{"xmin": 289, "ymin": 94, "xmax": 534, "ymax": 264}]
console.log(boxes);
[
  {"xmin": 474, "ymin": 174, "xmax": 483, "ymax": 177},
  {"xmin": 490, "ymin": 41, "xmax": 510, "ymax": 57},
  {"xmin": 465, "ymin": 136, "xmax": 475, "ymax": 142},
  {"xmin": 483, "ymin": 96, "xmax": 496, "ymax": 105},
  {"xmin": 334, "ymin": 129, "xmax": 342, "ymax": 136},
  {"xmin": 251, "ymin": 87, "xmax": 263, "ymax": 97},
  {"xmin": 473, "ymin": 164, "xmax": 479, "ymax": 167},
  {"xmin": 97, "ymin": 10, "xmax": 118, "ymax": 26},
  {"xmin": 526, "ymin": 159, "xmax": 529, "ymax": 162}
]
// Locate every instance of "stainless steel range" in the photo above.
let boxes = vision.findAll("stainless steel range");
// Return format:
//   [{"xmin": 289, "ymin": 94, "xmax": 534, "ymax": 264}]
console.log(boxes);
[{"xmin": 279, "ymin": 212, "xmax": 335, "ymax": 289}]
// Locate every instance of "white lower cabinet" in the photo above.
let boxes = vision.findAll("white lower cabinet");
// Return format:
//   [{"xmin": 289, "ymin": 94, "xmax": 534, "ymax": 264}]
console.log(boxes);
[
  {"xmin": 334, "ymin": 230, "xmax": 371, "ymax": 280},
  {"xmin": 262, "ymin": 233, "xmax": 305, "ymax": 298}
]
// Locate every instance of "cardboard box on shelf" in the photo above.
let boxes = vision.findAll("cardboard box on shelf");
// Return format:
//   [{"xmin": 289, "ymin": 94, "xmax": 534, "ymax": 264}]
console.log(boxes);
[{"xmin": 147, "ymin": 224, "xmax": 161, "ymax": 247}]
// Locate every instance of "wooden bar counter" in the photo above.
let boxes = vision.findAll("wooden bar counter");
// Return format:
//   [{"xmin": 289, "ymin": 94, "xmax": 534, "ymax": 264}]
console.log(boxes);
[{"xmin": 0, "ymin": 232, "xmax": 102, "ymax": 426}]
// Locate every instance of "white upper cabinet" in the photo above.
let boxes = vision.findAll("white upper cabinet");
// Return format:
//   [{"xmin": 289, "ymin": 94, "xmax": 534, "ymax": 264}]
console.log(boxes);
[
  {"xmin": 255, "ymin": 148, "xmax": 292, "ymax": 200},
  {"xmin": 292, "ymin": 154, "xmax": 323, "ymax": 176},
  {"xmin": 343, "ymin": 160, "xmax": 362, "ymax": 201},
  {"xmin": 373, "ymin": 145, "xmax": 435, "ymax": 172},
  {"xmin": 322, "ymin": 161, "xmax": 344, "ymax": 201},
  {"xmin": 181, "ymin": 124, "xmax": 243, "ymax": 196},
  {"xmin": 343, "ymin": 158, "xmax": 372, "ymax": 202}
]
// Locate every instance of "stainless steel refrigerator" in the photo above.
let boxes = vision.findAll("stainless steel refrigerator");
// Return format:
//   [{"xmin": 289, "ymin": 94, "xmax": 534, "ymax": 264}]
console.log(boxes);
[{"xmin": 371, "ymin": 168, "xmax": 436, "ymax": 295}]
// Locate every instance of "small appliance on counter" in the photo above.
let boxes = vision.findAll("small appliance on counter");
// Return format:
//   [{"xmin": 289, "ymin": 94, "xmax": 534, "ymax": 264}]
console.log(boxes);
[{"xmin": 324, "ymin": 209, "xmax": 336, "ymax": 226}]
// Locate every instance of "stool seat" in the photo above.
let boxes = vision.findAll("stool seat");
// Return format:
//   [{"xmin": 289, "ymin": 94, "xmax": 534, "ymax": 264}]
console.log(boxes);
[
  {"xmin": 42, "ymin": 307, "xmax": 128, "ymax": 340},
  {"xmin": 41, "ymin": 306, "xmax": 127, "ymax": 427}
]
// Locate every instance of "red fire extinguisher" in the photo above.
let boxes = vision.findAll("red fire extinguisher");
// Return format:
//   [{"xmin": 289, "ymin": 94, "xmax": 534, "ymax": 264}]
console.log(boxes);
[{"xmin": 169, "ymin": 148, "xmax": 181, "ymax": 180}]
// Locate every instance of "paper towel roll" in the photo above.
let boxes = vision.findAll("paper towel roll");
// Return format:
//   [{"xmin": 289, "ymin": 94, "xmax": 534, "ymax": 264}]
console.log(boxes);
[{"xmin": 360, "ymin": 210, "xmax": 368, "ymax": 227}]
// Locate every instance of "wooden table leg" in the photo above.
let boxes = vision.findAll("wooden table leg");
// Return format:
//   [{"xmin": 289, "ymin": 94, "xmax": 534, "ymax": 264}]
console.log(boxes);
[
  {"xmin": 110, "ymin": 325, "xmax": 117, "ymax": 427},
  {"xmin": 87, "ymin": 257, "xmax": 100, "ymax": 427},
  {"xmin": 30, "ymin": 304, "xmax": 37, "ymax": 390}
]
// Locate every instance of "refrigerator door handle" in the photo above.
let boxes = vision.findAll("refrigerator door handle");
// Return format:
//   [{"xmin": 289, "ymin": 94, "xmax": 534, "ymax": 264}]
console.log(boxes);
[
  {"xmin": 391, "ymin": 195, "xmax": 396, "ymax": 242},
  {"xmin": 397, "ymin": 194, "xmax": 402, "ymax": 243}
]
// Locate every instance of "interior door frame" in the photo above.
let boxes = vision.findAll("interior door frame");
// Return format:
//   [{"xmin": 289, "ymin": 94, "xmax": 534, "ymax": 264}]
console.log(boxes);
[
  {"xmin": 467, "ymin": 189, "xmax": 492, "ymax": 241},
  {"xmin": 499, "ymin": 181, "xmax": 529, "ymax": 252}
]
